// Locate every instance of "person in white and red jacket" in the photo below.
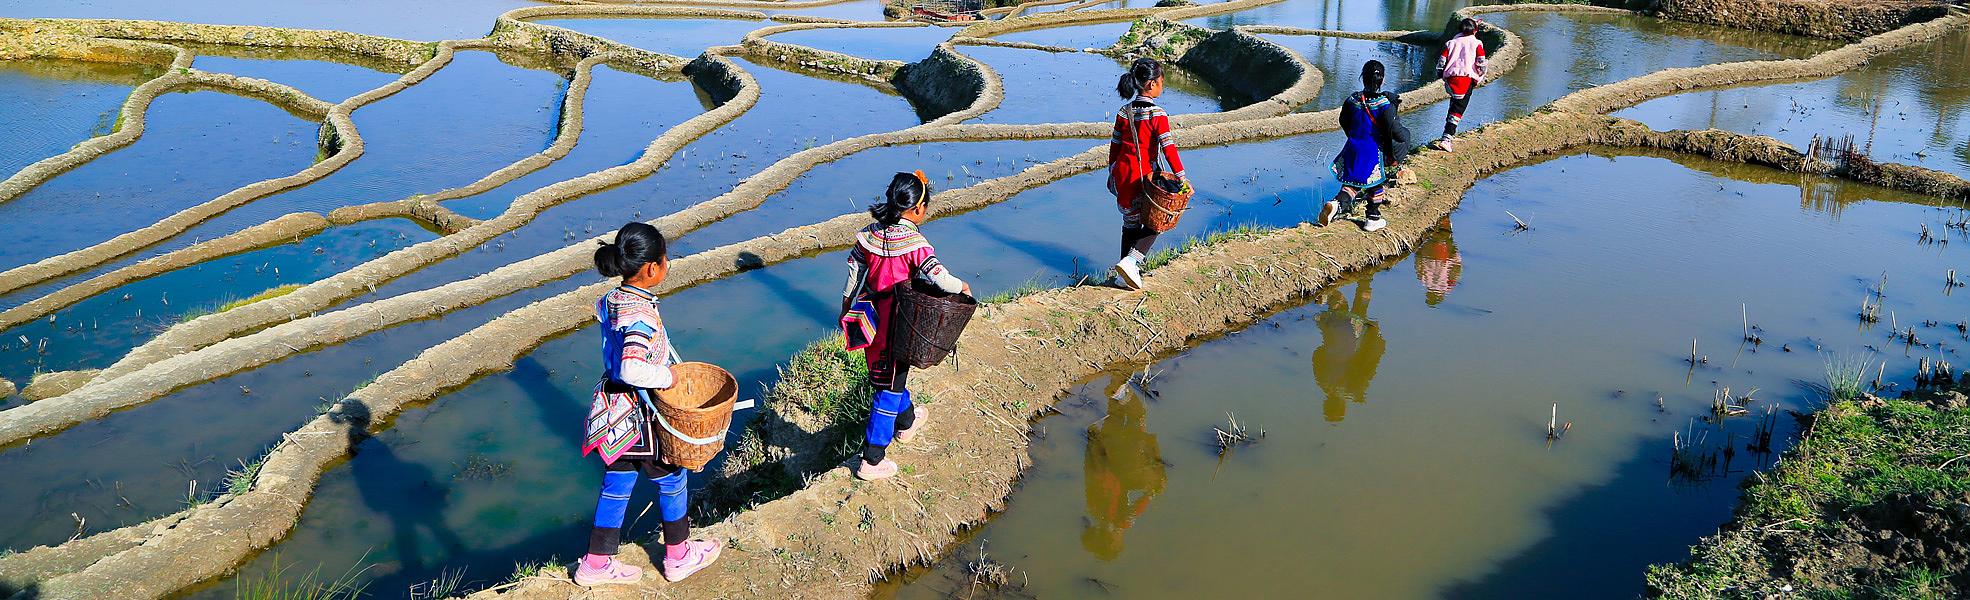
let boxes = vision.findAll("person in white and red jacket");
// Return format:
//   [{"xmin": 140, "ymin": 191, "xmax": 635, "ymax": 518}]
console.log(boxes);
[{"xmin": 1432, "ymin": 17, "xmax": 1488, "ymax": 152}]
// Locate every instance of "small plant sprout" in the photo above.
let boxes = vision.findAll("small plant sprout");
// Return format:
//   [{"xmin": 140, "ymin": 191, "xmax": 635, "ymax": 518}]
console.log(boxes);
[
  {"xmin": 1547, "ymin": 403, "xmax": 1572, "ymax": 443},
  {"xmin": 1669, "ymin": 419, "xmax": 1723, "ymax": 484},
  {"xmin": 963, "ymin": 543, "xmax": 1019, "ymax": 591},
  {"xmin": 1824, "ymin": 354, "xmax": 1873, "ymax": 402},
  {"xmin": 1505, "ymin": 209, "xmax": 1530, "ymax": 231},
  {"xmin": 1214, "ymin": 412, "xmax": 1263, "ymax": 455}
]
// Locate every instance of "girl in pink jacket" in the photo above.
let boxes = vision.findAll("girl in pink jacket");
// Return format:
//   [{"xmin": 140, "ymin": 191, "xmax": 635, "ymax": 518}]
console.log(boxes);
[
  {"xmin": 841, "ymin": 171, "xmax": 969, "ymax": 480},
  {"xmin": 1432, "ymin": 17, "xmax": 1487, "ymax": 152}
]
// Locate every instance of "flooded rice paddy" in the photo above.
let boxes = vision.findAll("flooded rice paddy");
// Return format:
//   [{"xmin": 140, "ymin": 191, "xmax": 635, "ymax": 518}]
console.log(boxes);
[
  {"xmin": 878, "ymin": 151, "xmax": 1970, "ymax": 598},
  {"xmin": 0, "ymin": 0, "xmax": 1964, "ymax": 597}
]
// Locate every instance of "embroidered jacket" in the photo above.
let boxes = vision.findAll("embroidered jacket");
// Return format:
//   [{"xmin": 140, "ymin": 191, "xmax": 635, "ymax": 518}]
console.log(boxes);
[{"xmin": 596, "ymin": 284, "xmax": 675, "ymax": 390}]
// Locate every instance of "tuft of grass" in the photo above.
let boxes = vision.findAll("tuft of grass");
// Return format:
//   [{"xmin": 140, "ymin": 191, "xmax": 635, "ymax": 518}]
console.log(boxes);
[
  {"xmin": 771, "ymin": 336, "xmax": 872, "ymax": 431},
  {"xmin": 1140, "ymin": 224, "xmax": 1275, "ymax": 272},
  {"xmin": 1825, "ymin": 354, "xmax": 1874, "ymax": 403},
  {"xmin": 981, "ymin": 278, "xmax": 1049, "ymax": 304},
  {"xmin": 218, "ymin": 284, "xmax": 304, "ymax": 313},
  {"xmin": 179, "ymin": 284, "xmax": 305, "ymax": 324},
  {"xmin": 407, "ymin": 567, "xmax": 465, "ymax": 600},
  {"xmin": 224, "ymin": 455, "xmax": 265, "ymax": 497},
  {"xmin": 503, "ymin": 556, "xmax": 559, "ymax": 585},
  {"xmin": 232, "ymin": 555, "xmax": 370, "ymax": 600}
]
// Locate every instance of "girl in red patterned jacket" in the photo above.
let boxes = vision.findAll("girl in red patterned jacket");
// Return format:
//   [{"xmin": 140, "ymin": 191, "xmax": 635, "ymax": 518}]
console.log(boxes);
[{"xmin": 1107, "ymin": 57, "xmax": 1186, "ymax": 291}]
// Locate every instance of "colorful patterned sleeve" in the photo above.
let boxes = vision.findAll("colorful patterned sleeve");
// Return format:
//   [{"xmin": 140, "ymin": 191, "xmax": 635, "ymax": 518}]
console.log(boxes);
[
  {"xmin": 844, "ymin": 246, "xmax": 868, "ymax": 299},
  {"xmin": 615, "ymin": 304, "xmax": 674, "ymax": 390},
  {"xmin": 1150, "ymin": 111, "xmax": 1185, "ymax": 179},
  {"xmin": 912, "ymin": 246, "xmax": 966, "ymax": 294}
]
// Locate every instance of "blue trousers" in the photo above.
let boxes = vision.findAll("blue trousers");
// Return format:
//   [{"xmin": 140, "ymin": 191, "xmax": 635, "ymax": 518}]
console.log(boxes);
[{"xmin": 588, "ymin": 458, "xmax": 687, "ymax": 555}]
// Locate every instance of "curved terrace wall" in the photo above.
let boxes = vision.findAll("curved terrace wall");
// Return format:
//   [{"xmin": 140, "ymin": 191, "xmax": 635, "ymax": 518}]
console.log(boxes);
[{"xmin": 1652, "ymin": 0, "xmax": 1955, "ymax": 39}]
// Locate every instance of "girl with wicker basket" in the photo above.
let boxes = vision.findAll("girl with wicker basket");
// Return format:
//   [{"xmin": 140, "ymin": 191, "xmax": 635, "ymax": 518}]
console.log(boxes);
[
  {"xmin": 575, "ymin": 223, "xmax": 722, "ymax": 586},
  {"xmin": 1108, "ymin": 57, "xmax": 1189, "ymax": 291},
  {"xmin": 841, "ymin": 171, "xmax": 969, "ymax": 481}
]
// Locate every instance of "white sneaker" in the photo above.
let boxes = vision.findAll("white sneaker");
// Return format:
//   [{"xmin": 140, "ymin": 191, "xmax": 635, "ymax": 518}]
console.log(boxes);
[
  {"xmin": 1362, "ymin": 218, "xmax": 1387, "ymax": 232},
  {"xmin": 1431, "ymin": 136, "xmax": 1454, "ymax": 152},
  {"xmin": 1113, "ymin": 258, "xmax": 1144, "ymax": 290},
  {"xmin": 1316, "ymin": 200, "xmax": 1340, "ymax": 227}
]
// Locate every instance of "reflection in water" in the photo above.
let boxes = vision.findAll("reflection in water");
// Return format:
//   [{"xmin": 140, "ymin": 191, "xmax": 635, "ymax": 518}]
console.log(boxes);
[
  {"xmin": 1081, "ymin": 377, "xmax": 1166, "ymax": 561},
  {"xmin": 1312, "ymin": 277, "xmax": 1384, "ymax": 422},
  {"xmin": 1414, "ymin": 216, "xmax": 1462, "ymax": 306}
]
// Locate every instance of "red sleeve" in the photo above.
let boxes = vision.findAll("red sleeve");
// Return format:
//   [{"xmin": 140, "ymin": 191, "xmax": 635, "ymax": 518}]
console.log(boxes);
[
  {"xmin": 1109, "ymin": 114, "xmax": 1128, "ymax": 166},
  {"xmin": 1153, "ymin": 115, "xmax": 1184, "ymax": 177},
  {"xmin": 1476, "ymin": 44, "xmax": 1486, "ymax": 57}
]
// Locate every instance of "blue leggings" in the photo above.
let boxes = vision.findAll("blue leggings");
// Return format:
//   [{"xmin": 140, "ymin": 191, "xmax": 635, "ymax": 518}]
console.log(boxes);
[
  {"xmin": 588, "ymin": 458, "xmax": 688, "ymax": 555},
  {"xmin": 861, "ymin": 389, "xmax": 915, "ymax": 465}
]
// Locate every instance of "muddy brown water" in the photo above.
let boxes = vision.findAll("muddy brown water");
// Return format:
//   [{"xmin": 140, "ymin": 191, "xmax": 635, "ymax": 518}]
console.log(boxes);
[{"xmin": 0, "ymin": 3, "xmax": 1962, "ymax": 598}]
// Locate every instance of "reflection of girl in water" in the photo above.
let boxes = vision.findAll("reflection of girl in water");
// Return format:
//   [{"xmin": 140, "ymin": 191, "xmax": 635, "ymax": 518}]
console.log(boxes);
[
  {"xmin": 1413, "ymin": 216, "xmax": 1463, "ymax": 306},
  {"xmin": 1310, "ymin": 279, "xmax": 1385, "ymax": 422},
  {"xmin": 1081, "ymin": 376, "xmax": 1167, "ymax": 561}
]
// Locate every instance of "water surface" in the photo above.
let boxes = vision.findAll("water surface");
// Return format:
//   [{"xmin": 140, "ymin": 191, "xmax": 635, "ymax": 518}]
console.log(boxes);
[
  {"xmin": 1617, "ymin": 28, "xmax": 1970, "ymax": 178},
  {"xmin": 881, "ymin": 151, "xmax": 1970, "ymax": 599}
]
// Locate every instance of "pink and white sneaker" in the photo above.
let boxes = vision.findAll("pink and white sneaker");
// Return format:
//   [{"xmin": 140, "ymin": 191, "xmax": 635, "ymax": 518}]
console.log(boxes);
[
  {"xmin": 855, "ymin": 458, "xmax": 899, "ymax": 481},
  {"xmin": 573, "ymin": 555, "xmax": 642, "ymax": 587},
  {"xmin": 662, "ymin": 539, "xmax": 723, "ymax": 582},
  {"xmin": 895, "ymin": 407, "xmax": 929, "ymax": 444}
]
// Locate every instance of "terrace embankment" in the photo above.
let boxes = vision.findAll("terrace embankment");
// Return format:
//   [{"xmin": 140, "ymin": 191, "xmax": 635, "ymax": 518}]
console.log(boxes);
[
  {"xmin": 1647, "ymin": 382, "xmax": 1970, "ymax": 598},
  {"xmin": 1650, "ymin": 0, "xmax": 1957, "ymax": 39}
]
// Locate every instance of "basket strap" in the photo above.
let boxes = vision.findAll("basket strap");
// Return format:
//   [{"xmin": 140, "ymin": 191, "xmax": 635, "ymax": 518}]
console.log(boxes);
[
  {"xmin": 638, "ymin": 388, "xmax": 726, "ymax": 445},
  {"xmin": 653, "ymin": 410, "xmax": 727, "ymax": 445}
]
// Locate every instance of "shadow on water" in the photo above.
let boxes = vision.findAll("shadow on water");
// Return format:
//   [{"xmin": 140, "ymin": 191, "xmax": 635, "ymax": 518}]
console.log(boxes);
[
  {"xmin": 1437, "ymin": 434, "xmax": 1760, "ymax": 598},
  {"xmin": 733, "ymin": 251, "xmax": 837, "ymax": 337},
  {"xmin": 332, "ymin": 398, "xmax": 469, "ymax": 577}
]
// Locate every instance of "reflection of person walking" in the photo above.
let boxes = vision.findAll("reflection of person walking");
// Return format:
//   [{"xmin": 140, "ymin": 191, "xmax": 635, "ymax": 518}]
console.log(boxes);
[
  {"xmin": 1432, "ymin": 17, "xmax": 1487, "ymax": 153},
  {"xmin": 1081, "ymin": 375, "xmax": 1167, "ymax": 560},
  {"xmin": 1310, "ymin": 278, "xmax": 1385, "ymax": 422},
  {"xmin": 1108, "ymin": 57, "xmax": 1186, "ymax": 291},
  {"xmin": 1414, "ymin": 216, "xmax": 1463, "ymax": 306},
  {"xmin": 1321, "ymin": 61, "xmax": 1405, "ymax": 233},
  {"xmin": 842, "ymin": 172, "xmax": 969, "ymax": 481},
  {"xmin": 577, "ymin": 223, "xmax": 721, "ymax": 586}
]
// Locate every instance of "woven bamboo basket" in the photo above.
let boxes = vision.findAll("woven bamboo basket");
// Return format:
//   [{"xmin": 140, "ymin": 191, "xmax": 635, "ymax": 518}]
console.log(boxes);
[
  {"xmin": 892, "ymin": 280, "xmax": 978, "ymax": 368},
  {"xmin": 1142, "ymin": 172, "xmax": 1192, "ymax": 232},
  {"xmin": 652, "ymin": 362, "xmax": 737, "ymax": 471}
]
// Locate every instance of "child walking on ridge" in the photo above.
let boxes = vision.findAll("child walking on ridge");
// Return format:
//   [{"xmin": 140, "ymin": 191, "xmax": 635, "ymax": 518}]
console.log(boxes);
[
  {"xmin": 1320, "ymin": 60, "xmax": 1406, "ymax": 232},
  {"xmin": 842, "ymin": 171, "xmax": 969, "ymax": 481},
  {"xmin": 1432, "ymin": 17, "xmax": 1487, "ymax": 152},
  {"xmin": 576, "ymin": 223, "xmax": 721, "ymax": 586},
  {"xmin": 1108, "ymin": 57, "xmax": 1187, "ymax": 291}
]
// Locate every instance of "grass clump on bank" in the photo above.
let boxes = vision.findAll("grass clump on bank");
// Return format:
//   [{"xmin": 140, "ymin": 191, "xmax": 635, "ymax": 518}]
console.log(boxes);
[
  {"xmin": 1647, "ymin": 375, "xmax": 1970, "ymax": 599},
  {"xmin": 231, "ymin": 555, "xmax": 369, "ymax": 600},
  {"xmin": 179, "ymin": 284, "xmax": 305, "ymax": 323},
  {"xmin": 701, "ymin": 336, "xmax": 871, "ymax": 517},
  {"xmin": 1141, "ymin": 224, "xmax": 1275, "ymax": 272}
]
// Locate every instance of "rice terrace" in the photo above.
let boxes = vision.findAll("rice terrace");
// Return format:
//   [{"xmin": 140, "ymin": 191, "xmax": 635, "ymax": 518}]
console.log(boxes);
[{"xmin": 0, "ymin": 0, "xmax": 1967, "ymax": 595}]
